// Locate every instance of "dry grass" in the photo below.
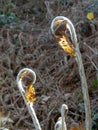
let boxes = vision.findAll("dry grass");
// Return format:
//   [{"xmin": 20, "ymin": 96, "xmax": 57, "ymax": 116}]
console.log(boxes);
[{"xmin": 0, "ymin": 0, "xmax": 98, "ymax": 130}]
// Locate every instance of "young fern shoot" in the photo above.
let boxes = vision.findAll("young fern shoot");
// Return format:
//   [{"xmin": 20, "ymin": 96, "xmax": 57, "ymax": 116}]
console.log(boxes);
[
  {"xmin": 17, "ymin": 68, "xmax": 41, "ymax": 130},
  {"xmin": 51, "ymin": 16, "xmax": 92, "ymax": 130},
  {"xmin": 55, "ymin": 104, "xmax": 68, "ymax": 130}
]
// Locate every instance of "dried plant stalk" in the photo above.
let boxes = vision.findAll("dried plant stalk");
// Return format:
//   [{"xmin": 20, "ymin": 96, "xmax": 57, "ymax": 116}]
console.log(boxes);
[{"xmin": 51, "ymin": 16, "xmax": 92, "ymax": 130}]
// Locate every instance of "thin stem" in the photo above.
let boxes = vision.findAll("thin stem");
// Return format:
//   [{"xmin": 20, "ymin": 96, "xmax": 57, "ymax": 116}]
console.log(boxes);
[
  {"xmin": 61, "ymin": 104, "xmax": 68, "ymax": 130},
  {"xmin": 68, "ymin": 19, "xmax": 92, "ymax": 130},
  {"xmin": 75, "ymin": 47, "xmax": 92, "ymax": 130},
  {"xmin": 54, "ymin": 104, "xmax": 68, "ymax": 130},
  {"xmin": 29, "ymin": 103, "xmax": 42, "ymax": 130},
  {"xmin": 86, "ymin": 55, "xmax": 98, "ymax": 71},
  {"xmin": 51, "ymin": 16, "xmax": 92, "ymax": 130},
  {"xmin": 17, "ymin": 68, "xmax": 42, "ymax": 130}
]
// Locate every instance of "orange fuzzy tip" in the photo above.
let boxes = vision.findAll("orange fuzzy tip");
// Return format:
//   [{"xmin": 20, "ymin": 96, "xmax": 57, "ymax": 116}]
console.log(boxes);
[
  {"xmin": 19, "ymin": 71, "xmax": 28, "ymax": 80},
  {"xmin": 25, "ymin": 85, "xmax": 36, "ymax": 103},
  {"xmin": 54, "ymin": 20, "xmax": 62, "ymax": 26},
  {"xmin": 56, "ymin": 35, "xmax": 75, "ymax": 56}
]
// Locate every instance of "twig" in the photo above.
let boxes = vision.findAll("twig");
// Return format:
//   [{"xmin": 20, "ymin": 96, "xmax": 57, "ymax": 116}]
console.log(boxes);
[
  {"xmin": 45, "ymin": 1, "xmax": 54, "ymax": 19},
  {"xmin": 83, "ymin": 42, "xmax": 98, "ymax": 55},
  {"xmin": 86, "ymin": 55, "xmax": 98, "ymax": 71}
]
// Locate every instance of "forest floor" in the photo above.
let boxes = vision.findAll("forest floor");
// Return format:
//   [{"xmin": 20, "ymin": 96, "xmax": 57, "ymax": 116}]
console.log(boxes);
[{"xmin": 0, "ymin": 0, "xmax": 98, "ymax": 130}]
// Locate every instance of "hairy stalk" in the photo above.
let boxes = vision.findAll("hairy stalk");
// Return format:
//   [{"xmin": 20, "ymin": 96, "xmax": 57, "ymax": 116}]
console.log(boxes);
[
  {"xmin": 17, "ymin": 68, "xmax": 41, "ymax": 130},
  {"xmin": 55, "ymin": 104, "xmax": 68, "ymax": 130},
  {"xmin": 51, "ymin": 16, "xmax": 92, "ymax": 130}
]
